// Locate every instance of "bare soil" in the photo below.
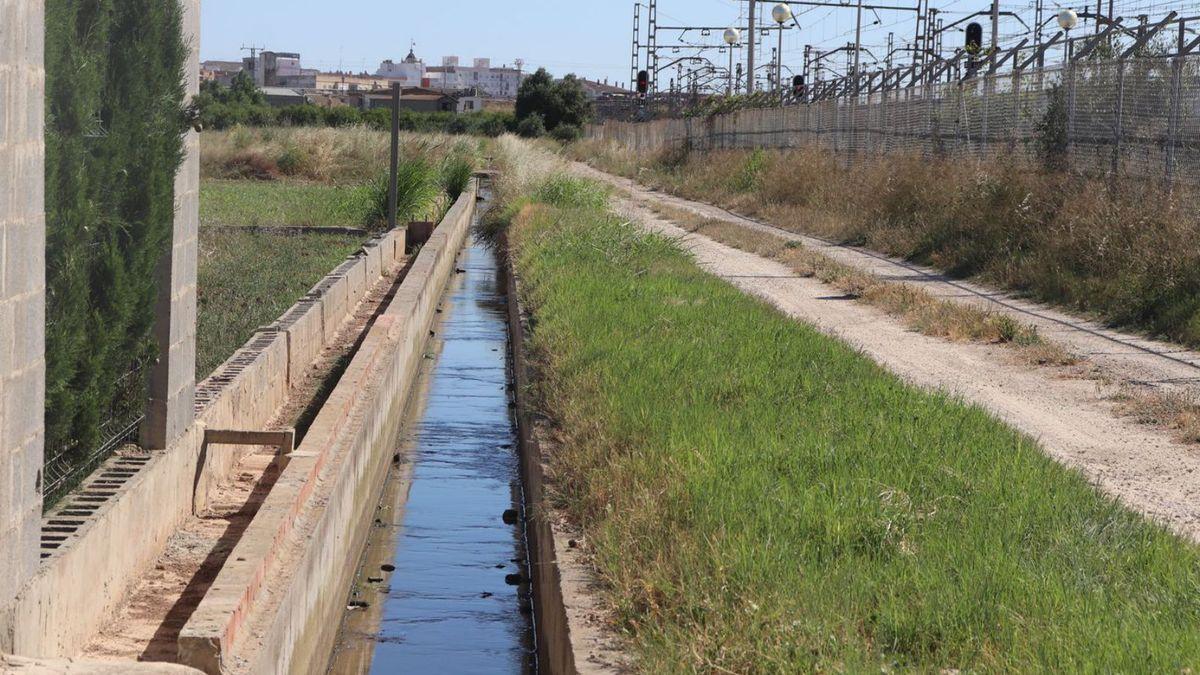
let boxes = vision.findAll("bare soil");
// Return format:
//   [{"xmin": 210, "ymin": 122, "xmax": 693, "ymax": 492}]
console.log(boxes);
[
  {"xmin": 589, "ymin": 171, "xmax": 1200, "ymax": 542},
  {"xmin": 82, "ymin": 260, "xmax": 407, "ymax": 662}
]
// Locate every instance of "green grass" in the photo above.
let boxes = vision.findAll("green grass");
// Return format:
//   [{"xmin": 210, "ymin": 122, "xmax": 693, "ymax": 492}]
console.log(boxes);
[
  {"xmin": 197, "ymin": 226, "xmax": 363, "ymax": 378},
  {"xmin": 200, "ymin": 179, "xmax": 374, "ymax": 228},
  {"xmin": 507, "ymin": 197, "xmax": 1200, "ymax": 673}
]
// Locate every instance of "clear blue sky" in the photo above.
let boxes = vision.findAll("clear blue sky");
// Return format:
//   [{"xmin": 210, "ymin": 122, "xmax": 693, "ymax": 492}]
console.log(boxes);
[{"xmin": 201, "ymin": 0, "xmax": 1031, "ymax": 87}]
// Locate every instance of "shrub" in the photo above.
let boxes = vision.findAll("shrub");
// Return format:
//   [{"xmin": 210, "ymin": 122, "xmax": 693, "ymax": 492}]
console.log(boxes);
[
  {"xmin": 44, "ymin": 0, "xmax": 188, "ymax": 492},
  {"xmin": 275, "ymin": 144, "xmax": 310, "ymax": 176},
  {"xmin": 532, "ymin": 175, "xmax": 610, "ymax": 209},
  {"xmin": 517, "ymin": 113, "xmax": 547, "ymax": 138},
  {"xmin": 480, "ymin": 115, "xmax": 509, "ymax": 137},
  {"xmin": 221, "ymin": 151, "xmax": 280, "ymax": 180},
  {"xmin": 550, "ymin": 123, "xmax": 582, "ymax": 143},
  {"xmin": 323, "ymin": 105, "xmax": 362, "ymax": 127},
  {"xmin": 440, "ymin": 154, "xmax": 476, "ymax": 201},
  {"xmin": 278, "ymin": 103, "xmax": 323, "ymax": 127},
  {"xmin": 365, "ymin": 157, "xmax": 441, "ymax": 231},
  {"xmin": 515, "ymin": 68, "xmax": 593, "ymax": 131}
]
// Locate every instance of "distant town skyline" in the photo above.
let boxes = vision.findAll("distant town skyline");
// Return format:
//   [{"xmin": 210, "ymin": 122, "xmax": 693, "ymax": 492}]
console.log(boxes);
[{"xmin": 201, "ymin": 0, "xmax": 1046, "ymax": 89}]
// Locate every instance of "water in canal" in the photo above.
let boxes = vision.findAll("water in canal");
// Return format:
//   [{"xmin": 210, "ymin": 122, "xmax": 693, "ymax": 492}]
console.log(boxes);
[{"xmin": 329, "ymin": 215, "xmax": 534, "ymax": 672}]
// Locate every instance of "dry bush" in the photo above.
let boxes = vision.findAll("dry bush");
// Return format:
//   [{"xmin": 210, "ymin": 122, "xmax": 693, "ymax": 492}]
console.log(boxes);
[
  {"xmin": 647, "ymin": 201, "xmax": 1076, "ymax": 367},
  {"xmin": 218, "ymin": 150, "xmax": 279, "ymax": 180},
  {"xmin": 201, "ymin": 125, "xmax": 462, "ymax": 183},
  {"xmin": 627, "ymin": 145, "xmax": 1200, "ymax": 349}
]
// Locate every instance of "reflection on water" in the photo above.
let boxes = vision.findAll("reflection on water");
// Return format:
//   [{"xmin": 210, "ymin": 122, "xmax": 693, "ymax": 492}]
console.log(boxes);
[{"xmin": 329, "ymin": 225, "xmax": 534, "ymax": 674}]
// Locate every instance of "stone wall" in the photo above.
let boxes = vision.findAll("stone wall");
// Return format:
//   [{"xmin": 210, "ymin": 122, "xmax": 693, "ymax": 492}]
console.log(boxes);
[{"xmin": 0, "ymin": 0, "xmax": 45, "ymax": 612}]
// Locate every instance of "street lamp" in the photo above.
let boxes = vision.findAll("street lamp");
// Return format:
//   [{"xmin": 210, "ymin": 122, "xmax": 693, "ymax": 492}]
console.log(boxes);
[
  {"xmin": 724, "ymin": 27, "xmax": 741, "ymax": 96},
  {"xmin": 772, "ymin": 4, "xmax": 792, "ymax": 102},
  {"xmin": 1057, "ymin": 8, "xmax": 1079, "ymax": 64}
]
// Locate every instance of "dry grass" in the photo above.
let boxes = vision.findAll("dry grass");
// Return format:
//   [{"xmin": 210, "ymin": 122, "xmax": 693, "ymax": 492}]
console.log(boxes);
[
  {"xmin": 1114, "ymin": 388, "xmax": 1200, "ymax": 444},
  {"xmin": 651, "ymin": 202, "xmax": 1076, "ymax": 367},
  {"xmin": 571, "ymin": 139, "xmax": 1200, "ymax": 350},
  {"xmin": 201, "ymin": 126, "xmax": 478, "ymax": 184}
]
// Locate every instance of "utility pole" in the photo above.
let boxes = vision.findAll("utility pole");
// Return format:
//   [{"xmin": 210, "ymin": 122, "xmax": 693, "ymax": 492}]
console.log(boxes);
[
  {"xmin": 387, "ymin": 82, "xmax": 400, "ymax": 231},
  {"xmin": 1034, "ymin": 0, "xmax": 1044, "ymax": 50},
  {"xmin": 648, "ymin": 0, "xmax": 658, "ymax": 91},
  {"xmin": 631, "ymin": 2, "xmax": 641, "ymax": 88},
  {"xmin": 747, "ymin": 0, "xmax": 757, "ymax": 93},
  {"xmin": 991, "ymin": 0, "xmax": 1000, "ymax": 53},
  {"xmin": 854, "ymin": 0, "xmax": 865, "ymax": 76},
  {"xmin": 914, "ymin": 0, "xmax": 926, "ymax": 69}
]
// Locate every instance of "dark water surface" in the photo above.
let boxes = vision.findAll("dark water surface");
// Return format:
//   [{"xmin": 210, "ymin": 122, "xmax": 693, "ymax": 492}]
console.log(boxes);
[{"xmin": 329, "ymin": 218, "xmax": 534, "ymax": 673}]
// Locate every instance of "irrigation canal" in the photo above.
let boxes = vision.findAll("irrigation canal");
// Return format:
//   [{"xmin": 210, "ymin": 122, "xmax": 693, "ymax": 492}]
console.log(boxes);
[{"xmin": 328, "ymin": 184, "xmax": 536, "ymax": 674}]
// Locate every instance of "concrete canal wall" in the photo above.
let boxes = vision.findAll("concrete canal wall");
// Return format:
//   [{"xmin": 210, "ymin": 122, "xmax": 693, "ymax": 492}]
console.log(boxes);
[
  {"xmin": 177, "ymin": 182, "xmax": 479, "ymax": 674},
  {"xmin": 0, "ymin": 225, "xmax": 406, "ymax": 658}
]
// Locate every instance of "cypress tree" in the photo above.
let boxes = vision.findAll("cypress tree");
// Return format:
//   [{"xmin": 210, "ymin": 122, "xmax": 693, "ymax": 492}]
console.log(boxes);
[{"xmin": 44, "ymin": 0, "xmax": 188, "ymax": 488}]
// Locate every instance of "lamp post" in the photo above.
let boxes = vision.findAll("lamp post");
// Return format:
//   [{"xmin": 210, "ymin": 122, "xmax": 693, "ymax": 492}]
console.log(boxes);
[
  {"xmin": 724, "ymin": 27, "xmax": 741, "ymax": 95},
  {"xmin": 772, "ymin": 4, "xmax": 792, "ymax": 103},
  {"xmin": 1058, "ymin": 8, "xmax": 1079, "ymax": 63}
]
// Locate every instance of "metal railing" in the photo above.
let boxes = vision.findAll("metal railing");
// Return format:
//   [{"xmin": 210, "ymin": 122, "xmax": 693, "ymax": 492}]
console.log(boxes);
[{"xmin": 591, "ymin": 25, "xmax": 1200, "ymax": 188}]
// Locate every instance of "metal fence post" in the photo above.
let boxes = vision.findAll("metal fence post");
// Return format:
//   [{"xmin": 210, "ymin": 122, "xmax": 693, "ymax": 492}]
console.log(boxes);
[
  {"xmin": 1012, "ymin": 67, "xmax": 1022, "ymax": 152},
  {"xmin": 1066, "ymin": 61, "xmax": 1077, "ymax": 163},
  {"xmin": 1112, "ymin": 58, "xmax": 1126, "ymax": 177},
  {"xmin": 1165, "ymin": 54, "xmax": 1183, "ymax": 189},
  {"xmin": 981, "ymin": 74, "xmax": 990, "ymax": 154}
]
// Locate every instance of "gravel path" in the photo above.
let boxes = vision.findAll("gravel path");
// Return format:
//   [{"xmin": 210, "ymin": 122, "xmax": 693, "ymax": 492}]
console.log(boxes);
[{"xmin": 593, "ymin": 175, "xmax": 1200, "ymax": 543}]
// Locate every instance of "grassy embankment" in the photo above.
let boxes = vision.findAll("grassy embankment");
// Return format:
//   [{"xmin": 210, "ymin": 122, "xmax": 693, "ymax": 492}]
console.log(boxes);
[
  {"xmin": 197, "ymin": 126, "xmax": 477, "ymax": 377},
  {"xmin": 570, "ymin": 139, "xmax": 1200, "ymax": 350},
  {"xmin": 496, "ymin": 138, "xmax": 1200, "ymax": 672}
]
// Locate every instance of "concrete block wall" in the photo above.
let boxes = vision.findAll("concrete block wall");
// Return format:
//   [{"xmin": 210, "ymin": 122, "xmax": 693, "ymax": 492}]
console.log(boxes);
[
  {"xmin": 177, "ymin": 186, "xmax": 475, "ymax": 674},
  {"xmin": 0, "ymin": 0, "xmax": 46, "ymax": 613},
  {"xmin": 143, "ymin": 0, "xmax": 200, "ymax": 450},
  {"xmin": 3, "ymin": 225, "xmax": 406, "ymax": 657}
]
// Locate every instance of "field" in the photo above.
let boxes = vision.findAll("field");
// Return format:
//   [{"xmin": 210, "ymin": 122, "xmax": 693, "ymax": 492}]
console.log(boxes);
[
  {"xmin": 195, "ymin": 126, "xmax": 482, "ymax": 376},
  {"xmin": 569, "ymin": 139, "xmax": 1200, "ymax": 350},
  {"xmin": 196, "ymin": 227, "xmax": 363, "ymax": 378},
  {"xmin": 499, "ymin": 139, "xmax": 1200, "ymax": 672}
]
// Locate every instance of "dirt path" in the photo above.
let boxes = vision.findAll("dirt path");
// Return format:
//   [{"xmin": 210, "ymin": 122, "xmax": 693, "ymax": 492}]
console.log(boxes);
[
  {"xmin": 597, "ymin": 184, "xmax": 1200, "ymax": 542},
  {"xmin": 576, "ymin": 163, "xmax": 1200, "ymax": 400},
  {"xmin": 82, "ymin": 260, "xmax": 407, "ymax": 662}
]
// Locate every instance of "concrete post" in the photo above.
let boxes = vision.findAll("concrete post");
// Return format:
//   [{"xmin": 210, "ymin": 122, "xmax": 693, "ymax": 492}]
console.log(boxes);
[
  {"xmin": 0, "ymin": 0, "xmax": 46, "ymax": 608},
  {"xmin": 142, "ymin": 0, "xmax": 200, "ymax": 450}
]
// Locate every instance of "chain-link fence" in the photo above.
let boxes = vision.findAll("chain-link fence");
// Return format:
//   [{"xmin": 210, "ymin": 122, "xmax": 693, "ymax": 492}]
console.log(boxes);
[{"xmin": 588, "ymin": 53, "xmax": 1200, "ymax": 188}]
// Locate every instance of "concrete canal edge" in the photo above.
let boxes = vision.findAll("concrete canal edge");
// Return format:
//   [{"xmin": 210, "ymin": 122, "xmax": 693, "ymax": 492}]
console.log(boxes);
[
  {"xmin": 175, "ymin": 180, "xmax": 479, "ymax": 674},
  {"xmin": 502, "ymin": 232, "xmax": 630, "ymax": 675}
]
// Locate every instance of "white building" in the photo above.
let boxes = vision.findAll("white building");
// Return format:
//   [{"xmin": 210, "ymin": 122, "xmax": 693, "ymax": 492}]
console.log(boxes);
[
  {"xmin": 427, "ymin": 57, "xmax": 525, "ymax": 98},
  {"xmin": 376, "ymin": 49, "xmax": 526, "ymax": 99},
  {"xmin": 375, "ymin": 48, "xmax": 427, "ymax": 87}
]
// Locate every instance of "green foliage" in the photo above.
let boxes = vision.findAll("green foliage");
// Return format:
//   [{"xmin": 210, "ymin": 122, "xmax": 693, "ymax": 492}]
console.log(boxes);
[
  {"xmin": 516, "ymin": 113, "xmax": 547, "ymax": 138},
  {"xmin": 1035, "ymin": 84, "xmax": 1070, "ymax": 172},
  {"xmin": 365, "ymin": 157, "xmax": 441, "ymax": 231},
  {"xmin": 197, "ymin": 228, "xmax": 362, "ymax": 378},
  {"xmin": 515, "ymin": 67, "xmax": 593, "ymax": 131},
  {"xmin": 196, "ymin": 84, "xmax": 516, "ymax": 137},
  {"xmin": 683, "ymin": 90, "xmax": 783, "ymax": 118},
  {"xmin": 439, "ymin": 153, "xmax": 476, "ymax": 201},
  {"xmin": 733, "ymin": 149, "xmax": 767, "ymax": 192},
  {"xmin": 201, "ymin": 180, "xmax": 375, "ymax": 228},
  {"xmin": 278, "ymin": 103, "xmax": 323, "ymax": 126},
  {"xmin": 44, "ymin": 0, "xmax": 188, "ymax": 478},
  {"xmin": 322, "ymin": 105, "xmax": 362, "ymax": 127},
  {"xmin": 531, "ymin": 175, "xmax": 609, "ymax": 209},
  {"xmin": 195, "ymin": 71, "xmax": 274, "ymax": 130},
  {"xmin": 510, "ymin": 188, "xmax": 1200, "ymax": 673},
  {"xmin": 550, "ymin": 123, "xmax": 582, "ymax": 143}
]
